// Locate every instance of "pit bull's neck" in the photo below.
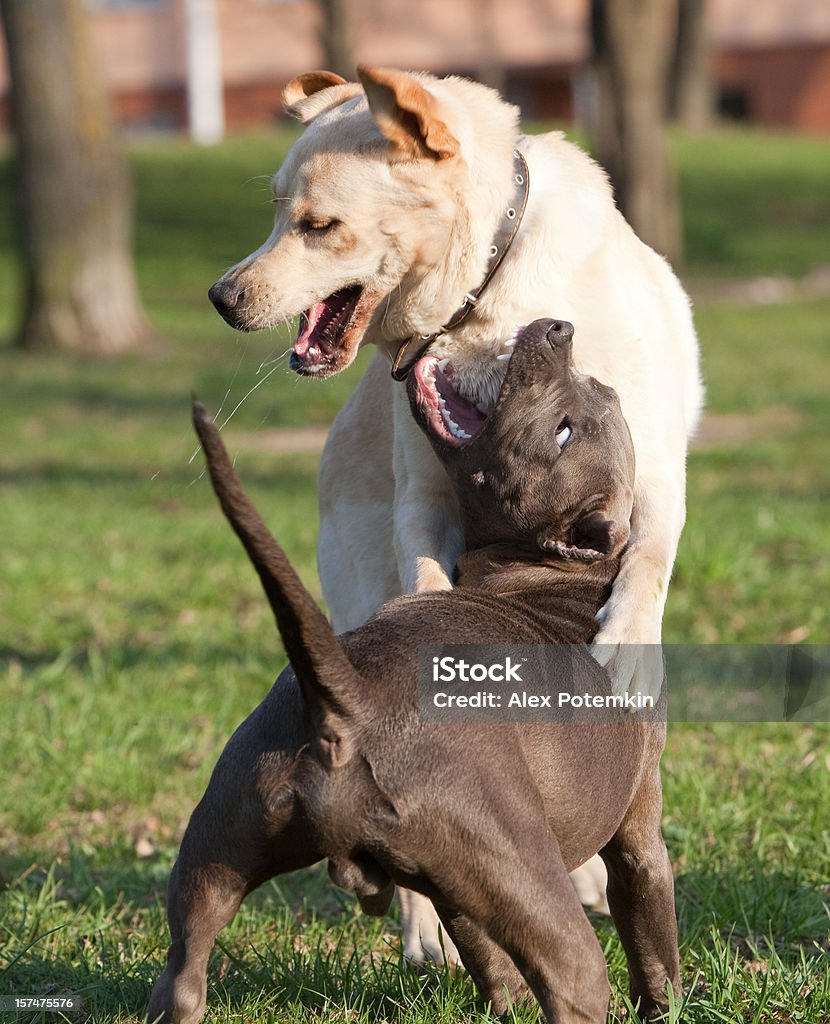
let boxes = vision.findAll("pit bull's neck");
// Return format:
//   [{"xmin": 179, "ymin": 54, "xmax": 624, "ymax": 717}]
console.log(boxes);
[{"xmin": 454, "ymin": 545, "xmax": 619, "ymax": 644}]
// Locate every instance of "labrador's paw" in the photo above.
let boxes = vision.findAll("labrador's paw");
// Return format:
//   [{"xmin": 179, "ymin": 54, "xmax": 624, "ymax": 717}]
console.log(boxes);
[
  {"xmin": 414, "ymin": 560, "xmax": 453, "ymax": 595},
  {"xmin": 592, "ymin": 609, "xmax": 664, "ymax": 703},
  {"xmin": 398, "ymin": 888, "xmax": 461, "ymax": 967},
  {"xmin": 569, "ymin": 855, "xmax": 610, "ymax": 915}
]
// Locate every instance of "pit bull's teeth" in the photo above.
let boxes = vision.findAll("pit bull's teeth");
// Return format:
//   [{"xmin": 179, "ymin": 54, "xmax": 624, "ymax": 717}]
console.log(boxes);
[
  {"xmin": 476, "ymin": 401, "xmax": 489, "ymax": 414},
  {"xmin": 437, "ymin": 358, "xmax": 449, "ymax": 373},
  {"xmin": 440, "ymin": 406, "xmax": 463, "ymax": 438},
  {"xmin": 438, "ymin": 396, "xmax": 447, "ymax": 408},
  {"xmin": 496, "ymin": 352, "xmax": 512, "ymax": 362},
  {"xmin": 503, "ymin": 337, "xmax": 516, "ymax": 348}
]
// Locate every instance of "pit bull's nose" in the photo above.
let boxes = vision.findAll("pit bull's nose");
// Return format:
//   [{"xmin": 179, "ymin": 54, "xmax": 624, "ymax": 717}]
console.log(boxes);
[
  {"xmin": 208, "ymin": 279, "xmax": 244, "ymax": 315},
  {"xmin": 546, "ymin": 320, "xmax": 574, "ymax": 347}
]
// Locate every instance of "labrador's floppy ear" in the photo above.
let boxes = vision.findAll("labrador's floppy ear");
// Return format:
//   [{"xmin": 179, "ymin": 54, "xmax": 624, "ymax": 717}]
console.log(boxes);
[
  {"xmin": 282, "ymin": 70, "xmax": 363, "ymax": 123},
  {"xmin": 538, "ymin": 508, "xmax": 630, "ymax": 563},
  {"xmin": 357, "ymin": 65, "xmax": 459, "ymax": 161}
]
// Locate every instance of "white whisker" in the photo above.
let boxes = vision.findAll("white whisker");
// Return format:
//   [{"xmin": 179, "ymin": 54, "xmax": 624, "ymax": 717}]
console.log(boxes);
[
  {"xmin": 258, "ymin": 347, "xmax": 293, "ymax": 374},
  {"xmin": 213, "ymin": 347, "xmax": 248, "ymax": 423},
  {"xmin": 217, "ymin": 363, "xmax": 282, "ymax": 431}
]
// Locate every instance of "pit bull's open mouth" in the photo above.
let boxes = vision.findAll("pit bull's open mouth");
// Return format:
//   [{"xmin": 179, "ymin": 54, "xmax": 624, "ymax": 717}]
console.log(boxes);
[
  {"xmin": 410, "ymin": 355, "xmax": 490, "ymax": 447},
  {"xmin": 290, "ymin": 285, "xmax": 368, "ymax": 375}
]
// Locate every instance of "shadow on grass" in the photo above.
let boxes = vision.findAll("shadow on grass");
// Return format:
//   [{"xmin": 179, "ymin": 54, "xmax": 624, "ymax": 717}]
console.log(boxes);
[
  {"xmin": 0, "ymin": 461, "xmax": 318, "ymax": 490},
  {"xmin": 1, "ymin": 852, "xmax": 428, "ymax": 1024},
  {"xmin": 0, "ymin": 640, "xmax": 281, "ymax": 679},
  {"xmin": 675, "ymin": 864, "xmax": 830, "ymax": 956},
  {"xmin": 4, "ymin": 842, "xmax": 829, "ymax": 1023}
]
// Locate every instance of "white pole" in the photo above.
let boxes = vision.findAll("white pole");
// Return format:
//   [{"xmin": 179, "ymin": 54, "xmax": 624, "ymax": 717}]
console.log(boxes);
[{"xmin": 184, "ymin": 0, "xmax": 225, "ymax": 145}]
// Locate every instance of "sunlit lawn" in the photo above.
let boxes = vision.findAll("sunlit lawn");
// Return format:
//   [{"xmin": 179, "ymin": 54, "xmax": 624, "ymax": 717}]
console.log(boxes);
[{"xmin": 0, "ymin": 125, "xmax": 828, "ymax": 1022}]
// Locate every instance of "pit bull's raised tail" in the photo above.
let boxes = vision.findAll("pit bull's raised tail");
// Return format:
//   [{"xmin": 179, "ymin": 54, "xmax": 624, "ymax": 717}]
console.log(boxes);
[{"xmin": 192, "ymin": 400, "xmax": 363, "ymax": 734}]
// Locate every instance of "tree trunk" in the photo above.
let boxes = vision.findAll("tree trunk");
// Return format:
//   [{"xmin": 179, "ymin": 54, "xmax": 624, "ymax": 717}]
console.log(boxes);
[
  {"xmin": 476, "ymin": 0, "xmax": 507, "ymax": 95},
  {"xmin": 590, "ymin": 0, "xmax": 682, "ymax": 263},
  {"xmin": 0, "ymin": 0, "xmax": 155, "ymax": 353},
  {"xmin": 319, "ymin": 0, "xmax": 353, "ymax": 80},
  {"xmin": 670, "ymin": 0, "xmax": 714, "ymax": 131}
]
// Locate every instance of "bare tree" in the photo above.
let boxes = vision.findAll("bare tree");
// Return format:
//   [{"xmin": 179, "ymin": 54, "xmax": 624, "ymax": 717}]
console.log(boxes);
[
  {"xmin": 319, "ymin": 0, "xmax": 353, "ymax": 79},
  {"xmin": 476, "ymin": 0, "xmax": 507, "ymax": 95},
  {"xmin": 0, "ymin": 0, "xmax": 154, "ymax": 353},
  {"xmin": 670, "ymin": 0, "xmax": 714, "ymax": 131},
  {"xmin": 590, "ymin": 0, "xmax": 682, "ymax": 263}
]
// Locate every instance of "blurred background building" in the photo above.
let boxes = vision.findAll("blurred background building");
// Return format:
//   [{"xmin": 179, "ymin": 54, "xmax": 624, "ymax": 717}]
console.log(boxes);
[{"xmin": 1, "ymin": 0, "xmax": 828, "ymax": 138}]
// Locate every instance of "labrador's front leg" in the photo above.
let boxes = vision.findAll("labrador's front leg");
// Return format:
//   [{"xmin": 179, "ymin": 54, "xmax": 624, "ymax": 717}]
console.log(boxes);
[
  {"xmin": 592, "ymin": 468, "xmax": 686, "ymax": 700},
  {"xmin": 392, "ymin": 392, "xmax": 463, "ymax": 596},
  {"xmin": 390, "ymin": 398, "xmax": 465, "ymax": 966}
]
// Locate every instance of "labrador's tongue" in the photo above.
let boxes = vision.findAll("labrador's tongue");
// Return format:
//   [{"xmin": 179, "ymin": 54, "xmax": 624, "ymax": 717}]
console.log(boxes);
[
  {"xmin": 293, "ymin": 287, "xmax": 362, "ymax": 357},
  {"xmin": 293, "ymin": 300, "xmax": 327, "ymax": 358}
]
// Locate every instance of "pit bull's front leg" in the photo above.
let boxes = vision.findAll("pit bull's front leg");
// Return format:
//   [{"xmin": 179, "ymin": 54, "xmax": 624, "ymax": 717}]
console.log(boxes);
[
  {"xmin": 433, "ymin": 904, "xmax": 534, "ymax": 1013},
  {"xmin": 430, "ymin": 821, "xmax": 611, "ymax": 1023},
  {"xmin": 600, "ymin": 758, "xmax": 681, "ymax": 1018}
]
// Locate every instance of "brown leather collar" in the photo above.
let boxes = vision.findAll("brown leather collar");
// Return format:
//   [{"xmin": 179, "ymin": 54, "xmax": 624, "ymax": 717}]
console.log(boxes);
[{"xmin": 390, "ymin": 149, "xmax": 530, "ymax": 382}]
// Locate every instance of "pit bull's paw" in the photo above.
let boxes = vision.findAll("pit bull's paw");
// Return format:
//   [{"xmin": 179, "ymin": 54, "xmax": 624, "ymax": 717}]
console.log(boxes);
[
  {"xmin": 592, "ymin": 613, "xmax": 664, "ymax": 702},
  {"xmin": 398, "ymin": 888, "xmax": 461, "ymax": 968}
]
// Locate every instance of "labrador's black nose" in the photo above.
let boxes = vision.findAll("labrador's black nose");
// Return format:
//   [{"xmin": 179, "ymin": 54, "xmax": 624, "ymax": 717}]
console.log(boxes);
[{"xmin": 208, "ymin": 280, "xmax": 244, "ymax": 316}]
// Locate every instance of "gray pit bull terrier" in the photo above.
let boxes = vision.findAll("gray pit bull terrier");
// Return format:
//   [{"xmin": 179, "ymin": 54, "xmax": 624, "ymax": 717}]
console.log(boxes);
[{"xmin": 147, "ymin": 318, "xmax": 680, "ymax": 1024}]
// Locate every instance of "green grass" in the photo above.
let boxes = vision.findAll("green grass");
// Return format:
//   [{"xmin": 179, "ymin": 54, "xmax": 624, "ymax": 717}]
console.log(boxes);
[
  {"xmin": 672, "ymin": 129, "xmax": 830, "ymax": 279},
  {"xmin": 1, "ymin": 125, "xmax": 829, "ymax": 1022}
]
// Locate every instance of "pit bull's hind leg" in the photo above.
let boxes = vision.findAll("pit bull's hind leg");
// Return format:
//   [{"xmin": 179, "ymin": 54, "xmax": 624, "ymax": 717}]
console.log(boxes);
[
  {"xmin": 147, "ymin": 855, "xmax": 248, "ymax": 1024},
  {"xmin": 147, "ymin": 752, "xmax": 317, "ymax": 1024},
  {"xmin": 600, "ymin": 765, "xmax": 681, "ymax": 1019}
]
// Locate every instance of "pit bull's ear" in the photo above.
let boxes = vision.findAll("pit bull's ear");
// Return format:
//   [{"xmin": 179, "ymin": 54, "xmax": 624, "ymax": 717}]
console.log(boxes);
[
  {"xmin": 538, "ymin": 510, "xmax": 630, "ymax": 563},
  {"xmin": 357, "ymin": 65, "xmax": 459, "ymax": 161},
  {"xmin": 282, "ymin": 71, "xmax": 363, "ymax": 123}
]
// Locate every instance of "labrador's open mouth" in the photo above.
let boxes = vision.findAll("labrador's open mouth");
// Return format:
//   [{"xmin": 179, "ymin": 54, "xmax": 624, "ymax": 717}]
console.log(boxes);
[
  {"xmin": 291, "ymin": 285, "xmax": 366, "ymax": 374},
  {"xmin": 410, "ymin": 355, "xmax": 490, "ymax": 447}
]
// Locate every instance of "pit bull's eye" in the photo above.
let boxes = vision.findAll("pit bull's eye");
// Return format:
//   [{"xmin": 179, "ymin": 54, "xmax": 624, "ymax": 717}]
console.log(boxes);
[{"xmin": 554, "ymin": 420, "xmax": 572, "ymax": 448}]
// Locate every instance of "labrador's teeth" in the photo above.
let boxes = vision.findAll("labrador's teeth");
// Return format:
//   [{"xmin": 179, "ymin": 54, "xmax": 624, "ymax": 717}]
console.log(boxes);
[
  {"xmin": 503, "ymin": 337, "xmax": 516, "ymax": 348},
  {"xmin": 458, "ymin": 429, "xmax": 472, "ymax": 440},
  {"xmin": 496, "ymin": 352, "xmax": 512, "ymax": 362},
  {"xmin": 437, "ymin": 358, "xmax": 450, "ymax": 373},
  {"xmin": 438, "ymin": 396, "xmax": 447, "ymax": 407}
]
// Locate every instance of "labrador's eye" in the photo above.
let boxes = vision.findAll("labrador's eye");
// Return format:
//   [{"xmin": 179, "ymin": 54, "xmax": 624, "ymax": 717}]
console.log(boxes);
[
  {"xmin": 300, "ymin": 218, "xmax": 339, "ymax": 235},
  {"xmin": 555, "ymin": 420, "xmax": 572, "ymax": 448}
]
